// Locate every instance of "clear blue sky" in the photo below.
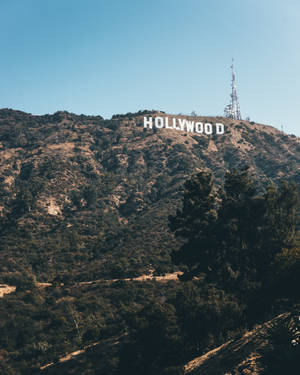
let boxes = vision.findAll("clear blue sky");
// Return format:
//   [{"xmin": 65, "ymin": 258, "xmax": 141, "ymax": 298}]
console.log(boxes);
[{"xmin": 1, "ymin": 0, "xmax": 300, "ymax": 134}]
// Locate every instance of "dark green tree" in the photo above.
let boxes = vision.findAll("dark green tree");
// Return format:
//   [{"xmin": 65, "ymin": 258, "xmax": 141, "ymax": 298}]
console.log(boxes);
[
  {"xmin": 169, "ymin": 169, "xmax": 300, "ymax": 296},
  {"xmin": 169, "ymin": 171, "xmax": 217, "ymax": 280},
  {"xmin": 118, "ymin": 302, "xmax": 183, "ymax": 375},
  {"xmin": 174, "ymin": 281, "xmax": 245, "ymax": 358},
  {"xmin": 213, "ymin": 169, "xmax": 267, "ymax": 291},
  {"xmin": 263, "ymin": 181, "xmax": 299, "ymax": 260}
]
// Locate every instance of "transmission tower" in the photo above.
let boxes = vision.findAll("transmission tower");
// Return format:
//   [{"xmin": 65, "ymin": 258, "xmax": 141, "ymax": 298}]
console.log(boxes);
[{"xmin": 224, "ymin": 58, "xmax": 242, "ymax": 120}]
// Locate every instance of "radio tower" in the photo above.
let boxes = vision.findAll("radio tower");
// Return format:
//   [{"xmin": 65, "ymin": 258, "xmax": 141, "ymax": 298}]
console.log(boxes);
[{"xmin": 224, "ymin": 58, "xmax": 242, "ymax": 120}]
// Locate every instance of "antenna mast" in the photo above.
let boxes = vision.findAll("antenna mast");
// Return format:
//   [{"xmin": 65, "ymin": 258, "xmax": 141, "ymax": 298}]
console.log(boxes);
[{"xmin": 224, "ymin": 58, "xmax": 242, "ymax": 120}]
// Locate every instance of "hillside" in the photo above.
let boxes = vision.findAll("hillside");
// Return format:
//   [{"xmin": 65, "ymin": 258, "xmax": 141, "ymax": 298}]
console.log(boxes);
[
  {"xmin": 0, "ymin": 108, "xmax": 299, "ymax": 284},
  {"xmin": 1, "ymin": 108, "xmax": 300, "ymax": 374},
  {"xmin": 33, "ymin": 310, "xmax": 300, "ymax": 375},
  {"xmin": 184, "ymin": 311, "xmax": 300, "ymax": 375}
]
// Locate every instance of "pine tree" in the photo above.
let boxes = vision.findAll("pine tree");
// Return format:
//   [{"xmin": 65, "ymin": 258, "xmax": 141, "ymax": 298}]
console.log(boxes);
[
  {"xmin": 169, "ymin": 171, "xmax": 217, "ymax": 279},
  {"xmin": 214, "ymin": 169, "xmax": 266, "ymax": 290}
]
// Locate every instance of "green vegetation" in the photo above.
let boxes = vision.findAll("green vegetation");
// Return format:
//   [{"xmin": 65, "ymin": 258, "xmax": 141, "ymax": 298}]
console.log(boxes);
[
  {"xmin": 117, "ymin": 170, "xmax": 300, "ymax": 374},
  {"xmin": 169, "ymin": 169, "xmax": 299, "ymax": 300}
]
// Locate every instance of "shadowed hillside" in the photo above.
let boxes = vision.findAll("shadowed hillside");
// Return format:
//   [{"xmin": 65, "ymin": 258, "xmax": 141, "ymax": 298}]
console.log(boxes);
[
  {"xmin": 184, "ymin": 311, "xmax": 300, "ymax": 375},
  {"xmin": 33, "ymin": 310, "xmax": 300, "ymax": 375}
]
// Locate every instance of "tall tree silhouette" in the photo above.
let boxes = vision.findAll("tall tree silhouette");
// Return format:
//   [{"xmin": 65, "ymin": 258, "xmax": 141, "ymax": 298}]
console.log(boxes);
[{"xmin": 169, "ymin": 169, "xmax": 300, "ymax": 295}]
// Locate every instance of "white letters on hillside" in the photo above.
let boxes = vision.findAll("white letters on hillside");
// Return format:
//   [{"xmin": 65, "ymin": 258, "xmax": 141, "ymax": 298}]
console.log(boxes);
[{"xmin": 143, "ymin": 117, "xmax": 225, "ymax": 135}]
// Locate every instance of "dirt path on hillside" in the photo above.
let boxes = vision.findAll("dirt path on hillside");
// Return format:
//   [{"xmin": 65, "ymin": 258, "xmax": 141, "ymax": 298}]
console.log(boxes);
[
  {"xmin": 40, "ymin": 332, "xmax": 126, "ymax": 371},
  {"xmin": 0, "ymin": 271, "xmax": 183, "ymax": 297},
  {"xmin": 78, "ymin": 270, "xmax": 183, "ymax": 286},
  {"xmin": 36, "ymin": 271, "xmax": 183, "ymax": 288},
  {"xmin": 40, "ymin": 341, "xmax": 100, "ymax": 370}
]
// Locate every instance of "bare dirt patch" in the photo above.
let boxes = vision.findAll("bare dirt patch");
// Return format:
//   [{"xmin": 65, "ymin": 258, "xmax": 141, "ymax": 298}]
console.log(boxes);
[{"xmin": 0, "ymin": 284, "xmax": 16, "ymax": 298}]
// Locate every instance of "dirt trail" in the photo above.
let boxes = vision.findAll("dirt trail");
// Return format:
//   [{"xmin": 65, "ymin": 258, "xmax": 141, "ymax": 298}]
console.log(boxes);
[
  {"xmin": 0, "ymin": 271, "xmax": 183, "ymax": 298},
  {"xmin": 40, "ymin": 332, "xmax": 126, "ymax": 371},
  {"xmin": 78, "ymin": 270, "xmax": 183, "ymax": 285},
  {"xmin": 40, "ymin": 341, "xmax": 99, "ymax": 370},
  {"xmin": 36, "ymin": 271, "xmax": 183, "ymax": 288}
]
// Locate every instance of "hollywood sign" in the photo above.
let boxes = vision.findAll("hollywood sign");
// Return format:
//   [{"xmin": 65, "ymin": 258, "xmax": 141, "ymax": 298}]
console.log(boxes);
[{"xmin": 144, "ymin": 116, "xmax": 224, "ymax": 135}]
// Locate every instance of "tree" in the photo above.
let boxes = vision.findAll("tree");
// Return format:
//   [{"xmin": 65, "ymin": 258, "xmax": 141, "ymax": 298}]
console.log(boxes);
[
  {"xmin": 118, "ymin": 302, "xmax": 183, "ymax": 375},
  {"xmin": 169, "ymin": 171, "xmax": 217, "ymax": 279},
  {"xmin": 213, "ymin": 168, "xmax": 267, "ymax": 290},
  {"xmin": 174, "ymin": 281, "xmax": 244, "ymax": 358},
  {"xmin": 169, "ymin": 169, "xmax": 300, "ymax": 296},
  {"xmin": 263, "ymin": 181, "xmax": 299, "ymax": 259}
]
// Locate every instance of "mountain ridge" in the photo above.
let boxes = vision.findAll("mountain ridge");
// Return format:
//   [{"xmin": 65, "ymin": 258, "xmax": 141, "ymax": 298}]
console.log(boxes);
[{"xmin": 0, "ymin": 109, "xmax": 299, "ymax": 284}]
